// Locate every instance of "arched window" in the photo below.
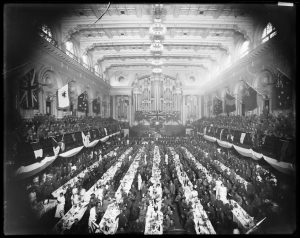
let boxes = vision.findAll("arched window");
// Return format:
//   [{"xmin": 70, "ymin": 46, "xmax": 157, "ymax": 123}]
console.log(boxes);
[
  {"xmin": 240, "ymin": 40, "xmax": 249, "ymax": 58},
  {"xmin": 40, "ymin": 24, "xmax": 53, "ymax": 43},
  {"xmin": 65, "ymin": 41, "xmax": 75, "ymax": 58},
  {"xmin": 262, "ymin": 22, "xmax": 277, "ymax": 43}
]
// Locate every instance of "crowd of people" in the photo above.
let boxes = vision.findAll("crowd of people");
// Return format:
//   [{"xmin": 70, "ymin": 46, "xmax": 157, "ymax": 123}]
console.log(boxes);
[
  {"xmin": 172, "ymin": 136, "xmax": 294, "ymax": 233},
  {"xmin": 192, "ymin": 113, "xmax": 295, "ymax": 140},
  {"xmin": 15, "ymin": 115, "xmax": 125, "ymax": 143},
  {"xmin": 7, "ymin": 131, "xmax": 295, "ymax": 234},
  {"xmin": 64, "ymin": 144, "xmax": 143, "ymax": 234},
  {"xmin": 25, "ymin": 138, "xmax": 120, "ymax": 205}
]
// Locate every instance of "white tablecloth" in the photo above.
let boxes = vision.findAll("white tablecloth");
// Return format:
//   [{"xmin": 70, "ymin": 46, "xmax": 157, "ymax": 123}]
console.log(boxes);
[
  {"xmin": 169, "ymin": 147, "xmax": 216, "ymax": 234},
  {"xmin": 53, "ymin": 147, "xmax": 132, "ymax": 234},
  {"xmin": 213, "ymin": 160, "xmax": 248, "ymax": 190},
  {"xmin": 52, "ymin": 147, "xmax": 120, "ymax": 198},
  {"xmin": 229, "ymin": 200, "xmax": 255, "ymax": 231},
  {"xmin": 182, "ymin": 146, "xmax": 255, "ymax": 233},
  {"xmin": 144, "ymin": 146, "xmax": 163, "ymax": 235},
  {"xmin": 99, "ymin": 203, "xmax": 120, "ymax": 234},
  {"xmin": 181, "ymin": 147, "xmax": 213, "ymax": 183},
  {"xmin": 99, "ymin": 147, "xmax": 145, "ymax": 234}
]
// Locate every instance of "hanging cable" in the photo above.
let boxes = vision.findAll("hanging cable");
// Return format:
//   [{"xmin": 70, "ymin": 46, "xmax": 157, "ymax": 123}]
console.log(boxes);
[{"xmin": 94, "ymin": 2, "xmax": 111, "ymax": 24}]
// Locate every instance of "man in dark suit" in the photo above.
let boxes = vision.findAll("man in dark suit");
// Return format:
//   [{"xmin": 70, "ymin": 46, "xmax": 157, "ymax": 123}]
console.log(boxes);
[{"xmin": 117, "ymin": 207, "xmax": 128, "ymax": 231}]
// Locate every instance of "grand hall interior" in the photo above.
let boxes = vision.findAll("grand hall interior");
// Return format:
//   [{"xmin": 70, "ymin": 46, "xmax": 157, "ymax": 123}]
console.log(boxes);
[{"xmin": 4, "ymin": 3, "xmax": 296, "ymax": 235}]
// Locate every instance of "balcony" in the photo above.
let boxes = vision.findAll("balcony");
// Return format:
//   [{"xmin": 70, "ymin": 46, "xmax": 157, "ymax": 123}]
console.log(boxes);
[{"xmin": 38, "ymin": 30, "xmax": 105, "ymax": 83}]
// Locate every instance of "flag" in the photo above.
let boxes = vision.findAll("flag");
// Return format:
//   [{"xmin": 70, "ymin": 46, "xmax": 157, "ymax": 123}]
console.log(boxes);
[
  {"xmin": 19, "ymin": 69, "xmax": 39, "ymax": 109},
  {"xmin": 92, "ymin": 98, "xmax": 100, "ymax": 114},
  {"xmin": 242, "ymin": 84, "xmax": 257, "ymax": 111},
  {"xmin": 213, "ymin": 97, "xmax": 223, "ymax": 115},
  {"xmin": 274, "ymin": 72, "xmax": 293, "ymax": 109},
  {"xmin": 224, "ymin": 93, "xmax": 236, "ymax": 113},
  {"xmin": 77, "ymin": 91, "xmax": 88, "ymax": 112},
  {"xmin": 57, "ymin": 84, "xmax": 70, "ymax": 109}
]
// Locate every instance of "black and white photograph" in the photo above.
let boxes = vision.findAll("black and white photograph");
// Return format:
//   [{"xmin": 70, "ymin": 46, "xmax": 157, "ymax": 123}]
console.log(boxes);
[{"xmin": 4, "ymin": 3, "xmax": 296, "ymax": 235}]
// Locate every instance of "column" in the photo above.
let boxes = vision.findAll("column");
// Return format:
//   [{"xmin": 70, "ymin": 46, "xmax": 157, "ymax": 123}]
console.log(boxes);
[
  {"xmin": 112, "ymin": 96, "xmax": 116, "ymax": 119},
  {"xmin": 38, "ymin": 89, "xmax": 44, "ymax": 114},
  {"xmin": 199, "ymin": 95, "xmax": 201, "ymax": 119},
  {"xmin": 235, "ymin": 94, "xmax": 239, "ymax": 116},
  {"xmin": 129, "ymin": 95, "xmax": 132, "ymax": 126},
  {"xmin": 182, "ymin": 95, "xmax": 185, "ymax": 125},
  {"xmin": 89, "ymin": 100, "xmax": 92, "ymax": 117}
]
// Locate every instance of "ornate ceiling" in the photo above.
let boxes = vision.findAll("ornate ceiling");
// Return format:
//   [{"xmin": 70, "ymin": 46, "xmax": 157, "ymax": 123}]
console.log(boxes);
[{"xmin": 60, "ymin": 4, "xmax": 261, "ymax": 86}]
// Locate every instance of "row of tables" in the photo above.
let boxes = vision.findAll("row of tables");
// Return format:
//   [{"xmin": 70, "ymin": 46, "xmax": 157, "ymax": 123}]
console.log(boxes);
[
  {"xmin": 181, "ymin": 147, "xmax": 255, "ymax": 232},
  {"xmin": 51, "ymin": 147, "xmax": 120, "ymax": 198},
  {"xmin": 144, "ymin": 146, "xmax": 163, "ymax": 235},
  {"xmin": 213, "ymin": 160, "xmax": 249, "ymax": 190},
  {"xmin": 98, "ymin": 146, "xmax": 145, "ymax": 234},
  {"xmin": 169, "ymin": 147, "xmax": 216, "ymax": 234},
  {"xmin": 52, "ymin": 147, "xmax": 133, "ymax": 234}
]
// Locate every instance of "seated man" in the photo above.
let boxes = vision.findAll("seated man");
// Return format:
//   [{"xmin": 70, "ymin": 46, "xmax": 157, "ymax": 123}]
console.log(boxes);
[
  {"xmin": 66, "ymin": 218, "xmax": 81, "ymax": 234},
  {"xmin": 96, "ymin": 201, "xmax": 105, "ymax": 223},
  {"xmin": 163, "ymin": 214, "xmax": 171, "ymax": 232}
]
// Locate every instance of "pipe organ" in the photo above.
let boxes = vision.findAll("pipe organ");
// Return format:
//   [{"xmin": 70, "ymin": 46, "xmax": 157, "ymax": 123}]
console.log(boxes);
[{"xmin": 133, "ymin": 74, "xmax": 182, "ymax": 113}]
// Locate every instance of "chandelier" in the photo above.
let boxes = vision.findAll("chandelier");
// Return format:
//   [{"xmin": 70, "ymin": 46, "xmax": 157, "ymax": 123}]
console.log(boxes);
[{"xmin": 149, "ymin": 4, "xmax": 167, "ymax": 74}]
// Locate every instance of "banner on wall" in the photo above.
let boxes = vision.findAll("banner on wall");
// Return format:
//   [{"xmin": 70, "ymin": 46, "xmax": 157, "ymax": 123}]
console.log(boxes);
[
  {"xmin": 225, "ymin": 93, "xmax": 236, "ymax": 113},
  {"xmin": 242, "ymin": 84, "xmax": 257, "ymax": 111},
  {"xmin": 57, "ymin": 84, "xmax": 70, "ymax": 109},
  {"xmin": 77, "ymin": 91, "xmax": 88, "ymax": 112},
  {"xmin": 92, "ymin": 98, "xmax": 101, "ymax": 114}
]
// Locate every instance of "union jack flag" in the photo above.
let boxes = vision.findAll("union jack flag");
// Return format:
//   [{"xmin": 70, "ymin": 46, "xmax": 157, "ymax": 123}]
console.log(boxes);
[{"xmin": 19, "ymin": 69, "xmax": 39, "ymax": 109}]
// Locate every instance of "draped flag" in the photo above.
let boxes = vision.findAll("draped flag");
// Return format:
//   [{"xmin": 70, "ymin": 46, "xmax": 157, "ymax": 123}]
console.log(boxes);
[
  {"xmin": 92, "ymin": 98, "xmax": 100, "ymax": 114},
  {"xmin": 224, "ymin": 93, "xmax": 236, "ymax": 113},
  {"xmin": 78, "ymin": 91, "xmax": 88, "ymax": 112},
  {"xmin": 19, "ymin": 69, "xmax": 39, "ymax": 109},
  {"xmin": 274, "ymin": 71, "xmax": 293, "ymax": 109},
  {"xmin": 213, "ymin": 97, "xmax": 223, "ymax": 115},
  {"xmin": 57, "ymin": 84, "xmax": 70, "ymax": 109},
  {"xmin": 242, "ymin": 84, "xmax": 257, "ymax": 111}
]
